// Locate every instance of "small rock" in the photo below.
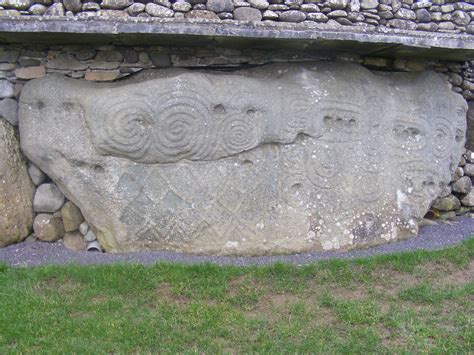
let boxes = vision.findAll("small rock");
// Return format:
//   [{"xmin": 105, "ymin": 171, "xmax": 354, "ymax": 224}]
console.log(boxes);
[
  {"xmin": 0, "ymin": 50, "xmax": 19, "ymax": 63},
  {"xmin": 349, "ymin": 0, "xmax": 360, "ymax": 11},
  {"xmin": 461, "ymin": 191, "xmax": 474, "ymax": 207},
  {"xmin": 431, "ymin": 195, "xmax": 461, "ymax": 211},
  {"xmin": 248, "ymin": 0, "xmax": 269, "ymax": 9},
  {"xmin": 307, "ymin": 12, "xmax": 329, "ymax": 22},
  {"xmin": 300, "ymin": 3, "xmax": 319, "ymax": 12},
  {"xmin": 206, "ymin": 0, "xmax": 233, "ymax": 12},
  {"xmin": 279, "ymin": 9, "xmax": 306, "ymax": 22},
  {"xmin": 412, "ymin": 1, "xmax": 431, "ymax": 10},
  {"xmin": 154, "ymin": 0, "xmax": 171, "ymax": 7},
  {"xmin": 262, "ymin": 9, "xmax": 278, "ymax": 19},
  {"xmin": 44, "ymin": 2, "xmax": 64, "ymax": 16},
  {"xmin": 79, "ymin": 221, "xmax": 89, "ymax": 236},
  {"xmin": 0, "ymin": 80, "xmax": 14, "ymax": 99},
  {"xmin": 440, "ymin": 4, "xmax": 455, "ymax": 13},
  {"xmin": 145, "ymin": 3, "xmax": 174, "ymax": 17},
  {"xmin": 328, "ymin": 9, "xmax": 347, "ymax": 17},
  {"xmin": 84, "ymin": 229, "xmax": 97, "ymax": 242},
  {"xmin": 463, "ymin": 164, "xmax": 474, "ymax": 177},
  {"xmin": 63, "ymin": 0, "xmax": 81, "ymax": 12},
  {"xmin": 0, "ymin": 98, "xmax": 18, "ymax": 126},
  {"xmin": 395, "ymin": 7, "xmax": 416, "ymax": 20},
  {"xmin": 360, "ymin": 0, "xmax": 378, "ymax": 9},
  {"xmin": 0, "ymin": 0, "xmax": 32, "ymax": 10},
  {"xmin": 172, "ymin": 1, "xmax": 192, "ymax": 11},
  {"xmin": 46, "ymin": 54, "xmax": 88, "ymax": 71},
  {"xmin": 63, "ymin": 231, "xmax": 87, "ymax": 251},
  {"xmin": 82, "ymin": 2, "xmax": 100, "ymax": 10},
  {"xmin": 29, "ymin": 3, "xmax": 47, "ymax": 14},
  {"xmin": 28, "ymin": 164, "xmax": 46, "ymax": 186},
  {"xmin": 325, "ymin": 0, "xmax": 348, "ymax": 9},
  {"xmin": 437, "ymin": 21, "xmax": 455, "ymax": 30},
  {"xmin": 452, "ymin": 176, "xmax": 472, "ymax": 194},
  {"xmin": 415, "ymin": 8, "xmax": 430, "ymax": 22},
  {"xmin": 84, "ymin": 70, "xmax": 121, "ymax": 82},
  {"xmin": 451, "ymin": 166, "xmax": 464, "ymax": 182},
  {"xmin": 452, "ymin": 10, "xmax": 470, "ymax": 26},
  {"xmin": 33, "ymin": 213, "xmax": 65, "ymax": 242},
  {"xmin": 14, "ymin": 65, "xmax": 46, "ymax": 80},
  {"xmin": 61, "ymin": 201, "xmax": 84, "ymax": 232},
  {"xmin": 101, "ymin": 0, "xmax": 131, "ymax": 9},
  {"xmin": 95, "ymin": 50, "xmax": 123, "ymax": 62},
  {"xmin": 234, "ymin": 6, "xmax": 262, "ymax": 21},
  {"xmin": 33, "ymin": 183, "xmax": 65, "ymax": 213},
  {"xmin": 126, "ymin": 2, "xmax": 145, "ymax": 14}
]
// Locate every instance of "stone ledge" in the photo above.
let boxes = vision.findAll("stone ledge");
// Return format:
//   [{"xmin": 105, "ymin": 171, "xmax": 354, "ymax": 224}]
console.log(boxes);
[{"xmin": 1, "ymin": 17, "xmax": 474, "ymax": 61}]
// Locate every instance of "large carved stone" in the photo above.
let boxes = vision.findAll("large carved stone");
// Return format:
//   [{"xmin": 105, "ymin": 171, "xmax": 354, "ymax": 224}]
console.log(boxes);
[
  {"xmin": 0, "ymin": 118, "xmax": 34, "ymax": 247},
  {"xmin": 18, "ymin": 63, "xmax": 467, "ymax": 255}
]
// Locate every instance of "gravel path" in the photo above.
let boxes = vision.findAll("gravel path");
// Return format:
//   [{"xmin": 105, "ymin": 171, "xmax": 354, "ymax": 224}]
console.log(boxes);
[{"xmin": 1, "ymin": 217, "xmax": 474, "ymax": 267}]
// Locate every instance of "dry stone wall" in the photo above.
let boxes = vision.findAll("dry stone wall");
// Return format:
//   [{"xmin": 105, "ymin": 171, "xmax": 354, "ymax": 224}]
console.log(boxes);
[
  {"xmin": 0, "ymin": 42, "xmax": 473, "ymax": 254},
  {"xmin": 0, "ymin": 0, "xmax": 474, "ymax": 34}
]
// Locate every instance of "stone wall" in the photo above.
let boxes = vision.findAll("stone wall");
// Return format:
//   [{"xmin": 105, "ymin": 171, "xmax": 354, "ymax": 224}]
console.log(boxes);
[
  {"xmin": 0, "ymin": 0, "xmax": 474, "ymax": 35},
  {"xmin": 0, "ymin": 42, "xmax": 473, "ymax": 252}
]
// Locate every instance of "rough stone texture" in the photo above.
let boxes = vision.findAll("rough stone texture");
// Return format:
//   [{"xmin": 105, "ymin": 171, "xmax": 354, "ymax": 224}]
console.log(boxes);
[
  {"xmin": 431, "ymin": 195, "xmax": 461, "ymax": 211},
  {"xmin": 206, "ymin": 0, "xmax": 233, "ymax": 12},
  {"xmin": 452, "ymin": 175, "xmax": 472, "ymax": 193},
  {"xmin": 234, "ymin": 7, "xmax": 262, "ymax": 21},
  {"xmin": 0, "ymin": 98, "xmax": 18, "ymax": 126},
  {"xmin": 15, "ymin": 65, "xmax": 46, "ymax": 79},
  {"xmin": 33, "ymin": 183, "xmax": 65, "ymax": 213},
  {"xmin": 61, "ymin": 201, "xmax": 84, "ymax": 232},
  {"xmin": 145, "ymin": 3, "xmax": 173, "ymax": 17},
  {"xmin": 0, "ymin": 119, "xmax": 34, "ymax": 247},
  {"xmin": 18, "ymin": 64, "xmax": 467, "ymax": 255},
  {"xmin": 63, "ymin": 231, "xmax": 87, "ymax": 251},
  {"xmin": 0, "ymin": 80, "xmax": 14, "ymax": 99},
  {"xmin": 28, "ymin": 164, "xmax": 45, "ymax": 185},
  {"xmin": 33, "ymin": 213, "xmax": 65, "ymax": 242}
]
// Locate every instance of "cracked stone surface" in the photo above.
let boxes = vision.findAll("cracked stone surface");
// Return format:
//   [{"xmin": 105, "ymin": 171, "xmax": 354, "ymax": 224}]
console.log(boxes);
[{"xmin": 18, "ymin": 63, "xmax": 467, "ymax": 255}]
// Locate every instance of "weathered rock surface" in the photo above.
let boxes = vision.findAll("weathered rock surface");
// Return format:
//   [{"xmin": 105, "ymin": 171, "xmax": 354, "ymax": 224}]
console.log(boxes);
[
  {"xmin": 18, "ymin": 63, "xmax": 467, "ymax": 255},
  {"xmin": 0, "ymin": 119, "xmax": 34, "ymax": 247},
  {"xmin": 63, "ymin": 231, "xmax": 87, "ymax": 251},
  {"xmin": 61, "ymin": 201, "xmax": 84, "ymax": 232},
  {"xmin": 33, "ymin": 213, "xmax": 65, "ymax": 242},
  {"xmin": 33, "ymin": 183, "xmax": 65, "ymax": 213}
]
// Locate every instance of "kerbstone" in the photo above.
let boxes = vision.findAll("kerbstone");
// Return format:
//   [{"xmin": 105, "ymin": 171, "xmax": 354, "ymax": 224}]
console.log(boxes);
[
  {"xmin": 0, "ymin": 119, "xmax": 34, "ymax": 247},
  {"xmin": 18, "ymin": 64, "xmax": 467, "ymax": 255}
]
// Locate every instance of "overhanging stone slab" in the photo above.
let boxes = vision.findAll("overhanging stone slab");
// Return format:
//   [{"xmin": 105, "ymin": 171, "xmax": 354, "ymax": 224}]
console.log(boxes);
[{"xmin": 0, "ymin": 17, "xmax": 473, "ymax": 61}]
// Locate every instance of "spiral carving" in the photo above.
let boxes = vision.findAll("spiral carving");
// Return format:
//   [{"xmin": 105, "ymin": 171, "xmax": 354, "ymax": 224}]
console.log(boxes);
[
  {"xmin": 154, "ymin": 91, "xmax": 216, "ymax": 161},
  {"xmin": 221, "ymin": 113, "xmax": 260, "ymax": 155},
  {"xmin": 92, "ymin": 96, "xmax": 154, "ymax": 161}
]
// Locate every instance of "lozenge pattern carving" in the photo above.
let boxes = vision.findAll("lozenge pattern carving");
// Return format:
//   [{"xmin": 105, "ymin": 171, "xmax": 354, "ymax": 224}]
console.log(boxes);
[{"xmin": 18, "ymin": 63, "xmax": 467, "ymax": 255}]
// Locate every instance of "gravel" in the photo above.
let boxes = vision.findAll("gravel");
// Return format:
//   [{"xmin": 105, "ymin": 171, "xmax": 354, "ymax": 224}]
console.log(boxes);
[{"xmin": 1, "ymin": 217, "xmax": 474, "ymax": 267}]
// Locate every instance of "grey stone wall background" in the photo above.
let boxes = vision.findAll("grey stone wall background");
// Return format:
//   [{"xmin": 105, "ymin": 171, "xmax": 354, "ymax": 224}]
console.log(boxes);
[
  {"xmin": 0, "ymin": 0, "xmax": 474, "ymax": 35},
  {"xmin": 0, "ymin": 42, "xmax": 473, "ymax": 249}
]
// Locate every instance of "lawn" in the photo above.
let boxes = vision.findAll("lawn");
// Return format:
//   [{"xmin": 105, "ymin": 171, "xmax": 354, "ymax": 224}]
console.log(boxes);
[{"xmin": 1, "ymin": 238, "xmax": 473, "ymax": 353}]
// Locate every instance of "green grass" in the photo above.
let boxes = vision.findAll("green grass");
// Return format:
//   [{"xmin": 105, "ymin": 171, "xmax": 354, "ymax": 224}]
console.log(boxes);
[{"xmin": 0, "ymin": 238, "xmax": 473, "ymax": 353}]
